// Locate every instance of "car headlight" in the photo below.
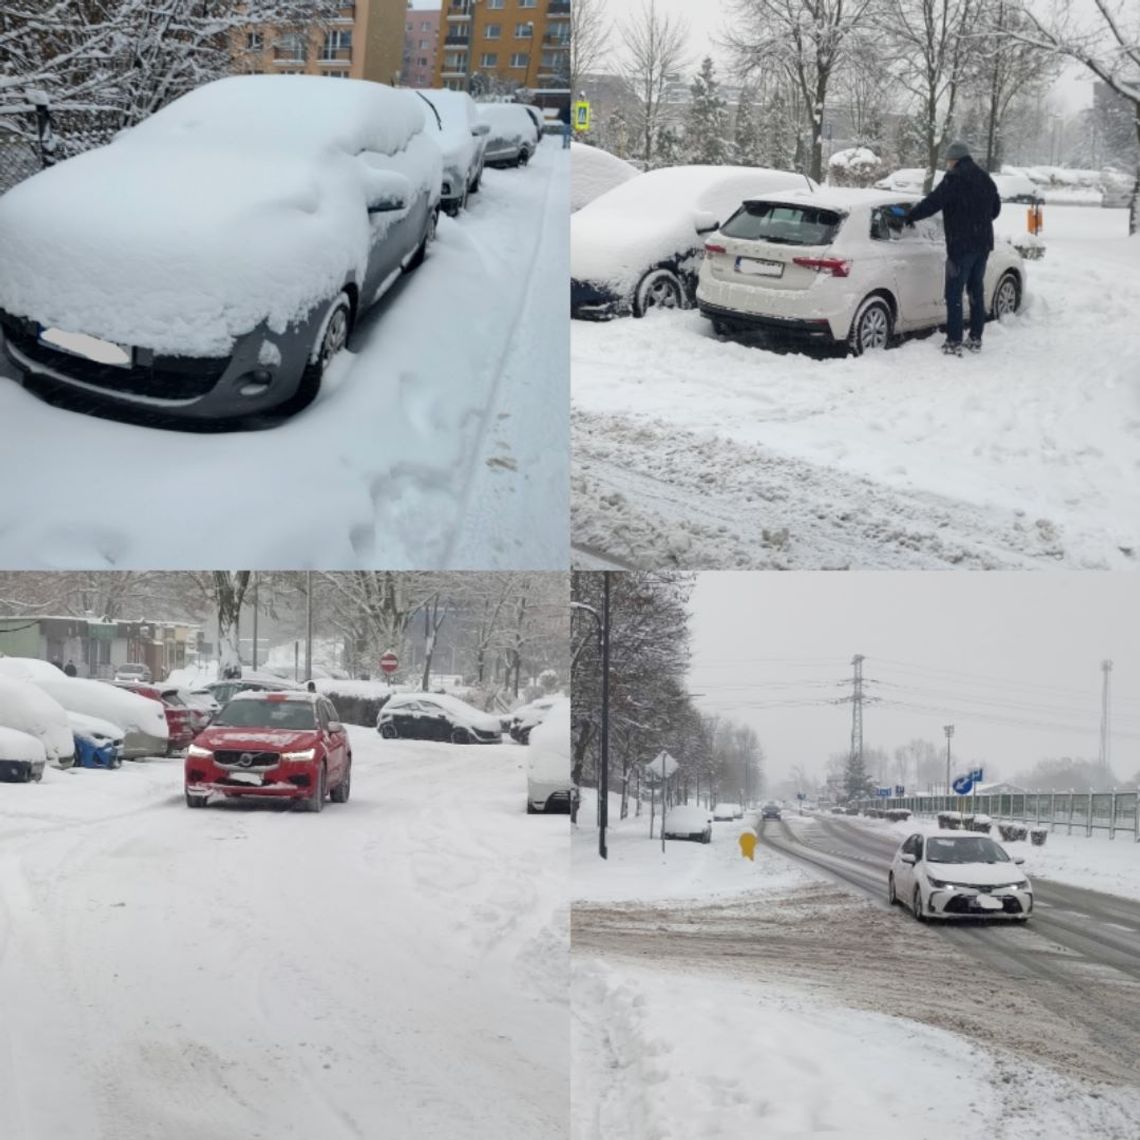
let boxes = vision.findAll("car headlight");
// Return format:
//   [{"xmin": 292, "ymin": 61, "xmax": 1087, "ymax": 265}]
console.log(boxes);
[
  {"xmin": 926, "ymin": 876, "xmax": 958, "ymax": 890},
  {"xmin": 280, "ymin": 749, "xmax": 315, "ymax": 763},
  {"xmin": 187, "ymin": 744, "xmax": 213, "ymax": 759}
]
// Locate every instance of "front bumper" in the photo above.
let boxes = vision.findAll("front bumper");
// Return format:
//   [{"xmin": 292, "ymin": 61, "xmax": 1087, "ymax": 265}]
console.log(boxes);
[
  {"xmin": 528, "ymin": 778, "xmax": 578, "ymax": 813},
  {"xmin": 570, "ymin": 280, "xmax": 627, "ymax": 321},
  {"xmin": 0, "ymin": 758, "xmax": 44, "ymax": 781},
  {"xmin": 122, "ymin": 731, "xmax": 170, "ymax": 760},
  {"xmin": 185, "ymin": 754, "xmax": 320, "ymax": 800},
  {"xmin": 1, "ymin": 307, "xmax": 316, "ymax": 422},
  {"xmin": 927, "ymin": 886, "xmax": 1032, "ymax": 918}
]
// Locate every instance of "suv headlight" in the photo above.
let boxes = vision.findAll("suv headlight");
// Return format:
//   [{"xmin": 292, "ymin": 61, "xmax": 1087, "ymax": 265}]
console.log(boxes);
[
  {"xmin": 281, "ymin": 748, "xmax": 315, "ymax": 763},
  {"xmin": 187, "ymin": 744, "xmax": 213, "ymax": 759}
]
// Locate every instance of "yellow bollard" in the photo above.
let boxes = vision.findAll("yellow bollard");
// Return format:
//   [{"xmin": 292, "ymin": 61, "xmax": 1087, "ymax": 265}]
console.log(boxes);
[
  {"xmin": 1026, "ymin": 202, "xmax": 1043, "ymax": 235},
  {"xmin": 739, "ymin": 830, "xmax": 757, "ymax": 861}
]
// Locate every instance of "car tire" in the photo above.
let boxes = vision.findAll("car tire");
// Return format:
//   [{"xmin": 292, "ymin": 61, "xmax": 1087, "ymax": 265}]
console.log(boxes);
[
  {"xmin": 518, "ymin": 148, "xmax": 531, "ymax": 167},
  {"xmin": 526, "ymin": 802, "xmax": 538, "ymax": 815},
  {"xmin": 302, "ymin": 763, "xmax": 326, "ymax": 813},
  {"xmin": 470, "ymin": 166, "xmax": 483, "ymax": 194},
  {"xmin": 912, "ymin": 885, "xmax": 926, "ymax": 922},
  {"xmin": 702, "ymin": 831, "xmax": 711, "ymax": 844},
  {"xmin": 330, "ymin": 761, "xmax": 351, "ymax": 804},
  {"xmin": 407, "ymin": 208, "xmax": 438, "ymax": 272},
  {"xmin": 451, "ymin": 727, "xmax": 472, "ymax": 745},
  {"xmin": 991, "ymin": 271, "xmax": 1021, "ymax": 320},
  {"xmin": 290, "ymin": 291, "xmax": 351, "ymax": 416},
  {"xmin": 633, "ymin": 269, "xmax": 686, "ymax": 317},
  {"xmin": 710, "ymin": 318, "xmax": 729, "ymax": 337},
  {"xmin": 847, "ymin": 295, "xmax": 894, "ymax": 355},
  {"xmin": 888, "ymin": 873, "xmax": 897, "ymax": 906},
  {"xmin": 379, "ymin": 722, "xmax": 398, "ymax": 739},
  {"xmin": 186, "ymin": 792, "xmax": 208, "ymax": 809},
  {"xmin": 518, "ymin": 727, "xmax": 532, "ymax": 745}
]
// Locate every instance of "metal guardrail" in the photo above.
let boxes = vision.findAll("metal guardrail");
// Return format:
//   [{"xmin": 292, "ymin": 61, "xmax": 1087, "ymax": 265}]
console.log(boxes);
[{"xmin": 854, "ymin": 791, "xmax": 1140, "ymax": 841}]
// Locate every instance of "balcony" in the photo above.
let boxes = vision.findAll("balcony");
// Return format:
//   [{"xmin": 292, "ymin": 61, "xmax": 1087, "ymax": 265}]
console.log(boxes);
[
  {"xmin": 273, "ymin": 50, "xmax": 308, "ymax": 65},
  {"xmin": 447, "ymin": 1, "xmax": 472, "ymax": 18},
  {"xmin": 543, "ymin": 33, "xmax": 569, "ymax": 48},
  {"xmin": 444, "ymin": 33, "xmax": 470, "ymax": 46},
  {"xmin": 548, "ymin": 0, "xmax": 570, "ymax": 14},
  {"xmin": 333, "ymin": 3, "xmax": 356, "ymax": 23}
]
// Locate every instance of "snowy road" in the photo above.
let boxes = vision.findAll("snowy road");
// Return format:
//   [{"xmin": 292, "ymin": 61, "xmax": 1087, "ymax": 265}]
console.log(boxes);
[
  {"xmin": 572, "ymin": 206, "xmax": 1140, "ymax": 570},
  {"xmin": 0, "ymin": 147, "xmax": 568, "ymax": 570},
  {"xmin": 572, "ymin": 803, "xmax": 1140, "ymax": 1138},
  {"xmin": 0, "ymin": 729, "xmax": 568, "ymax": 1140}
]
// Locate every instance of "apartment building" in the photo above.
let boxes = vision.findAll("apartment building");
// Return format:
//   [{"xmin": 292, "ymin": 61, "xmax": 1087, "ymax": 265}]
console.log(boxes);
[
  {"xmin": 403, "ymin": 7, "xmax": 441, "ymax": 89},
  {"xmin": 237, "ymin": 0, "xmax": 405, "ymax": 87},
  {"xmin": 435, "ymin": 0, "xmax": 570, "ymax": 108}
]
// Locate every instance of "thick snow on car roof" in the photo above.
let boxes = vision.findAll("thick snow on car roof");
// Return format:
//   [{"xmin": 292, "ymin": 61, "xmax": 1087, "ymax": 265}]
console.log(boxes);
[
  {"xmin": 571, "ymin": 165, "xmax": 816, "ymax": 294},
  {"xmin": 741, "ymin": 186, "xmax": 920, "ymax": 211},
  {"xmin": 229, "ymin": 689, "xmax": 316, "ymax": 702},
  {"xmin": 0, "ymin": 675, "xmax": 74, "ymax": 763},
  {"xmin": 571, "ymin": 142, "xmax": 638, "ymax": 212},
  {"xmin": 478, "ymin": 103, "xmax": 538, "ymax": 142},
  {"xmin": 0, "ymin": 76, "xmax": 441, "ymax": 357},
  {"xmin": 664, "ymin": 804, "xmax": 710, "ymax": 830},
  {"xmin": 0, "ymin": 725, "xmax": 46, "ymax": 764}
]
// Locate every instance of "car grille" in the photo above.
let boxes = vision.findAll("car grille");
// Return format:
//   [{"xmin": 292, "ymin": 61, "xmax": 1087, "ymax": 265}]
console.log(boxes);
[
  {"xmin": 214, "ymin": 750, "xmax": 279, "ymax": 768},
  {"xmin": 944, "ymin": 893, "xmax": 1025, "ymax": 915},
  {"xmin": 1, "ymin": 310, "xmax": 228, "ymax": 400}
]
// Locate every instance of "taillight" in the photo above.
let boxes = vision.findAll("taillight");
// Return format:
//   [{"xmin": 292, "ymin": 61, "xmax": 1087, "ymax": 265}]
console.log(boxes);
[
  {"xmin": 704, "ymin": 242, "xmax": 726, "ymax": 256},
  {"xmin": 792, "ymin": 256, "xmax": 850, "ymax": 278}
]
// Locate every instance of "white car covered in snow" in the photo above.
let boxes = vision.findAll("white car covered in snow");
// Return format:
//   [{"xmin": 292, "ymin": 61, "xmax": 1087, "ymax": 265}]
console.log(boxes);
[
  {"xmin": 67, "ymin": 710, "xmax": 126, "ymax": 755},
  {"xmin": 697, "ymin": 188, "xmax": 1024, "ymax": 354},
  {"xmin": 478, "ymin": 103, "xmax": 541, "ymax": 168},
  {"xmin": 889, "ymin": 831, "xmax": 1033, "ymax": 922},
  {"xmin": 31, "ymin": 677, "xmax": 169, "ymax": 759},
  {"xmin": 525, "ymin": 699, "xmax": 574, "ymax": 814},
  {"xmin": 571, "ymin": 142, "xmax": 638, "ymax": 213},
  {"xmin": 712, "ymin": 802, "xmax": 740, "ymax": 822},
  {"xmin": 0, "ymin": 675, "xmax": 75, "ymax": 769},
  {"xmin": 662, "ymin": 803, "xmax": 713, "ymax": 843},
  {"xmin": 417, "ymin": 89, "xmax": 490, "ymax": 215},
  {"xmin": 0, "ymin": 75, "xmax": 443, "ymax": 424},
  {"xmin": 0, "ymin": 725, "xmax": 47, "ymax": 783},
  {"xmin": 570, "ymin": 165, "xmax": 819, "ymax": 319}
]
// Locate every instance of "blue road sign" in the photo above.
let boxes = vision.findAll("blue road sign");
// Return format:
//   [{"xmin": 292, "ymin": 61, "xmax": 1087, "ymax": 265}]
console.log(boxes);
[
  {"xmin": 952, "ymin": 774, "xmax": 974, "ymax": 795},
  {"xmin": 894, "ymin": 785, "xmax": 905, "ymax": 796},
  {"xmin": 875, "ymin": 787, "xmax": 891, "ymax": 797}
]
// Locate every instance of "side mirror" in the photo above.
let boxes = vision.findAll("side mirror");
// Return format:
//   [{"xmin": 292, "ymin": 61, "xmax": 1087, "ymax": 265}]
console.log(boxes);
[
  {"xmin": 368, "ymin": 193, "xmax": 407, "ymax": 215},
  {"xmin": 327, "ymin": 720, "xmax": 344, "ymax": 733},
  {"xmin": 363, "ymin": 169, "xmax": 412, "ymax": 215},
  {"xmin": 694, "ymin": 210, "xmax": 720, "ymax": 235},
  {"xmin": 1013, "ymin": 856, "xmax": 1025, "ymax": 865},
  {"xmin": 900, "ymin": 853, "xmax": 916, "ymax": 865},
  {"xmin": 472, "ymin": 122, "xmax": 491, "ymax": 137}
]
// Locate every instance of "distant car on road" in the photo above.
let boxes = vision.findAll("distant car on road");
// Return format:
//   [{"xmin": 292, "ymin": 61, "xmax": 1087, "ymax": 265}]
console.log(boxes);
[
  {"xmin": 663, "ymin": 804, "xmax": 713, "ymax": 843},
  {"xmin": 113, "ymin": 662, "xmax": 152, "ymax": 684},
  {"xmin": 0, "ymin": 75, "xmax": 443, "ymax": 424},
  {"xmin": 571, "ymin": 165, "xmax": 818, "ymax": 319},
  {"xmin": 185, "ymin": 690, "xmax": 351, "ymax": 811},
  {"xmin": 697, "ymin": 188, "xmax": 1025, "ymax": 354},
  {"xmin": 376, "ymin": 691, "xmax": 502, "ymax": 744},
  {"xmin": 761, "ymin": 802, "xmax": 782, "ymax": 820},
  {"xmin": 889, "ymin": 831, "xmax": 1032, "ymax": 922}
]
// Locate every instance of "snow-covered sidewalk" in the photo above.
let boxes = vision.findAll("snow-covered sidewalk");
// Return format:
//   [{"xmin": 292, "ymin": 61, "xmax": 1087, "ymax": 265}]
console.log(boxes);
[
  {"xmin": 0, "ymin": 147, "xmax": 568, "ymax": 570},
  {"xmin": 572, "ymin": 206, "xmax": 1140, "ymax": 569}
]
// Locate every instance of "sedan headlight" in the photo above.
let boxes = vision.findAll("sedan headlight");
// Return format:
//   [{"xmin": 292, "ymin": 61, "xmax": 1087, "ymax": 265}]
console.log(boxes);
[
  {"xmin": 187, "ymin": 744, "xmax": 213, "ymax": 759},
  {"xmin": 926, "ymin": 876, "xmax": 959, "ymax": 890},
  {"xmin": 280, "ymin": 748, "xmax": 315, "ymax": 763}
]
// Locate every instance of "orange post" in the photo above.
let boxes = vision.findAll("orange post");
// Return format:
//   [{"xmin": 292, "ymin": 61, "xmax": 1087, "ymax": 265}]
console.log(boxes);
[{"xmin": 1027, "ymin": 203, "xmax": 1043, "ymax": 235}]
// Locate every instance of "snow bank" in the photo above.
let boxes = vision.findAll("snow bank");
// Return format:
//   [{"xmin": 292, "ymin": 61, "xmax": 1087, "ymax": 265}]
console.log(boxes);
[
  {"xmin": 0, "ymin": 724, "xmax": 47, "ymax": 765},
  {"xmin": 32, "ymin": 677, "xmax": 168, "ymax": 744},
  {"xmin": 0, "ymin": 675, "xmax": 74, "ymax": 765},
  {"xmin": 0, "ymin": 76, "xmax": 442, "ymax": 356},
  {"xmin": 571, "ymin": 143, "xmax": 637, "ymax": 212}
]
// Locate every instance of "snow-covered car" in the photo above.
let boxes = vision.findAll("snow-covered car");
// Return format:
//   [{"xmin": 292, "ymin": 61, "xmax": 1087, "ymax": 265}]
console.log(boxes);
[
  {"xmin": 0, "ymin": 725, "xmax": 47, "ymax": 783},
  {"xmin": 697, "ymin": 188, "xmax": 1024, "ymax": 354},
  {"xmin": 112, "ymin": 681, "xmax": 196, "ymax": 752},
  {"xmin": 0, "ymin": 674, "xmax": 76, "ymax": 768},
  {"xmin": 571, "ymin": 142, "xmax": 638, "ymax": 213},
  {"xmin": 0, "ymin": 75, "xmax": 442, "ymax": 424},
  {"xmin": 31, "ymin": 676, "xmax": 169, "ymax": 759},
  {"xmin": 570, "ymin": 165, "xmax": 819, "ymax": 319},
  {"xmin": 991, "ymin": 172, "xmax": 1043, "ymax": 204},
  {"xmin": 67, "ymin": 711, "xmax": 125, "ymax": 769},
  {"xmin": 113, "ymin": 662, "xmax": 152, "ymax": 683},
  {"xmin": 417, "ymin": 89, "xmax": 489, "ymax": 215},
  {"xmin": 205, "ymin": 673, "xmax": 303, "ymax": 709},
  {"xmin": 505, "ymin": 695, "xmax": 560, "ymax": 743},
  {"xmin": 376, "ymin": 691, "xmax": 502, "ymax": 744},
  {"xmin": 185, "ymin": 690, "xmax": 351, "ymax": 811},
  {"xmin": 712, "ymin": 802, "xmax": 739, "ymax": 822},
  {"xmin": 525, "ymin": 699, "xmax": 574, "ymax": 814},
  {"xmin": 663, "ymin": 804, "xmax": 712, "ymax": 843},
  {"xmin": 889, "ymin": 831, "xmax": 1032, "ymax": 922},
  {"xmin": 478, "ymin": 103, "xmax": 541, "ymax": 168},
  {"xmin": 0, "ymin": 655, "xmax": 67, "ymax": 683}
]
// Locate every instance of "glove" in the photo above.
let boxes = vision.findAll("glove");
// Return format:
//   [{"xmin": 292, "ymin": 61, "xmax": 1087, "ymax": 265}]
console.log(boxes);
[{"xmin": 888, "ymin": 204, "xmax": 915, "ymax": 228}]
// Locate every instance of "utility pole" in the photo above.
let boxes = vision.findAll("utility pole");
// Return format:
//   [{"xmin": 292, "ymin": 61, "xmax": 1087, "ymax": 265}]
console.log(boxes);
[
  {"xmin": 251, "ymin": 572, "xmax": 259, "ymax": 671},
  {"xmin": 599, "ymin": 572, "xmax": 611, "ymax": 859},
  {"xmin": 1099, "ymin": 659, "xmax": 1113, "ymax": 773},
  {"xmin": 304, "ymin": 570, "xmax": 313, "ymax": 682},
  {"xmin": 944, "ymin": 725, "xmax": 955, "ymax": 796},
  {"xmin": 850, "ymin": 653, "xmax": 864, "ymax": 781}
]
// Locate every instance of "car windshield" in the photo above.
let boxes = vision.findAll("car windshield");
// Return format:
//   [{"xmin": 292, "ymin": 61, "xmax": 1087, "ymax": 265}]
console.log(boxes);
[
  {"xmin": 212, "ymin": 700, "xmax": 315, "ymax": 730},
  {"xmin": 721, "ymin": 202, "xmax": 843, "ymax": 246},
  {"xmin": 926, "ymin": 836, "xmax": 1010, "ymax": 864}
]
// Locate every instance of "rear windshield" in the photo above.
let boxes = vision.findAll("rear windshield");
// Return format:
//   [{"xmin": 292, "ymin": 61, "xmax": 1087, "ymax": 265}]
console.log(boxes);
[
  {"xmin": 721, "ymin": 203, "xmax": 843, "ymax": 246},
  {"xmin": 926, "ymin": 837, "xmax": 1009, "ymax": 864},
  {"xmin": 213, "ymin": 700, "xmax": 315, "ymax": 730}
]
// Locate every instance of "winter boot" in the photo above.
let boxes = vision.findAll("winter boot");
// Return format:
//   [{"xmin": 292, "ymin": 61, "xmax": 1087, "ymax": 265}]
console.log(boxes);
[
  {"xmin": 941, "ymin": 339, "xmax": 963, "ymax": 357},
  {"xmin": 965, "ymin": 336, "xmax": 982, "ymax": 353}
]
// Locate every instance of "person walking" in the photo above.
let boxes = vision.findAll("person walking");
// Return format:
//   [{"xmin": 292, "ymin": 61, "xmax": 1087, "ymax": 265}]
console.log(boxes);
[
  {"xmin": 558, "ymin": 102, "xmax": 572, "ymax": 150},
  {"xmin": 63, "ymin": 659, "xmax": 77, "ymax": 677},
  {"xmin": 904, "ymin": 141, "xmax": 1002, "ymax": 356}
]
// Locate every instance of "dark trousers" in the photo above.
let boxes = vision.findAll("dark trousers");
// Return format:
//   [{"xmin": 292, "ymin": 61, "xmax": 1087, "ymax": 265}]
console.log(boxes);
[{"xmin": 945, "ymin": 250, "xmax": 988, "ymax": 343}]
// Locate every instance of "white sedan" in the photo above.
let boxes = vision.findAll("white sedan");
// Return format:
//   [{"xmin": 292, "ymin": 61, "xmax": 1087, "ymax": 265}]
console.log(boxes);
[
  {"xmin": 888, "ymin": 831, "xmax": 1033, "ymax": 922},
  {"xmin": 696, "ymin": 188, "xmax": 1025, "ymax": 354}
]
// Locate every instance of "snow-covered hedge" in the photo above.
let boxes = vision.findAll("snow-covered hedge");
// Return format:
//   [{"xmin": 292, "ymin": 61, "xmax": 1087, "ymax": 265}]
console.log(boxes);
[{"xmin": 827, "ymin": 147, "xmax": 883, "ymax": 188}]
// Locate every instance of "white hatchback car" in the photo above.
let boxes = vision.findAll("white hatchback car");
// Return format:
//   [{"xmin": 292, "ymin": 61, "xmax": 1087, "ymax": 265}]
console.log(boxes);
[
  {"xmin": 889, "ymin": 831, "xmax": 1033, "ymax": 922},
  {"xmin": 696, "ymin": 188, "xmax": 1024, "ymax": 354}
]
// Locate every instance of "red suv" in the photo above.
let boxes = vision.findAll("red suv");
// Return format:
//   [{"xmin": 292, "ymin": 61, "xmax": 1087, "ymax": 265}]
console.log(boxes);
[
  {"xmin": 112, "ymin": 681, "xmax": 195, "ymax": 752},
  {"xmin": 184, "ymin": 691, "xmax": 351, "ymax": 812}
]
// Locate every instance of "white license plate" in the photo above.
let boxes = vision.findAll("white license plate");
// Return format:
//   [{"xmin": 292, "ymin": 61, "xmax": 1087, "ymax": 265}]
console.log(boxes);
[
  {"xmin": 735, "ymin": 256, "xmax": 784, "ymax": 278},
  {"xmin": 227, "ymin": 771, "xmax": 263, "ymax": 786},
  {"xmin": 39, "ymin": 327, "xmax": 132, "ymax": 368},
  {"xmin": 974, "ymin": 894, "xmax": 1003, "ymax": 910}
]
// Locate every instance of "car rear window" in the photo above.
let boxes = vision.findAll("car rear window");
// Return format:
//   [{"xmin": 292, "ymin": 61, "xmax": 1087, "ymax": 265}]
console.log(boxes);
[
  {"xmin": 213, "ymin": 700, "xmax": 316, "ymax": 730},
  {"xmin": 721, "ymin": 202, "xmax": 844, "ymax": 246}
]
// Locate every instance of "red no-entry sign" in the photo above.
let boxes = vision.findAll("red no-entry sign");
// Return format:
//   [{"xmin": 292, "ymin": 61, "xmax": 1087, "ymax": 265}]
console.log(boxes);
[{"xmin": 380, "ymin": 651, "xmax": 398, "ymax": 675}]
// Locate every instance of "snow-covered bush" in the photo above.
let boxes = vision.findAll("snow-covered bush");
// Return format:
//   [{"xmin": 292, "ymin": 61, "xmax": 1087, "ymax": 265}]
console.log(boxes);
[
  {"xmin": 999, "ymin": 823, "xmax": 1028, "ymax": 842},
  {"xmin": 937, "ymin": 811, "xmax": 963, "ymax": 830},
  {"xmin": 1030, "ymin": 827, "xmax": 1048, "ymax": 846},
  {"xmin": 828, "ymin": 147, "xmax": 883, "ymax": 188}
]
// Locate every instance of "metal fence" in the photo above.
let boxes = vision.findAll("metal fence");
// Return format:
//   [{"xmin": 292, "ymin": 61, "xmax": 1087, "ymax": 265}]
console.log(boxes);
[
  {"xmin": 854, "ymin": 791, "xmax": 1140, "ymax": 841},
  {"xmin": 0, "ymin": 103, "xmax": 118, "ymax": 194}
]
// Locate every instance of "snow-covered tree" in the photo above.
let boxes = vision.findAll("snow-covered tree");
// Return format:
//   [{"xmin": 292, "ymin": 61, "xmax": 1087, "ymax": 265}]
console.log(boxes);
[
  {"xmin": 683, "ymin": 56, "xmax": 731, "ymax": 165},
  {"xmin": 758, "ymin": 84, "xmax": 797, "ymax": 172},
  {"xmin": 732, "ymin": 86, "xmax": 764, "ymax": 166}
]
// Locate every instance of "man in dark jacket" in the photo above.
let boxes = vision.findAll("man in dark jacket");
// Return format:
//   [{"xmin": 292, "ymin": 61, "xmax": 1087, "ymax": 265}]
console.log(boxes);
[{"xmin": 905, "ymin": 141, "xmax": 1002, "ymax": 356}]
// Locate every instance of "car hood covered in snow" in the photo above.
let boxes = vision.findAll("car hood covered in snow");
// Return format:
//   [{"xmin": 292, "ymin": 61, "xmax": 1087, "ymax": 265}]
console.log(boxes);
[
  {"xmin": 571, "ymin": 142, "xmax": 638, "ymax": 212},
  {"xmin": 0, "ymin": 75, "xmax": 441, "ymax": 357},
  {"xmin": 571, "ymin": 165, "xmax": 818, "ymax": 296},
  {"xmin": 33, "ymin": 677, "xmax": 169, "ymax": 743},
  {"xmin": 0, "ymin": 675, "xmax": 75, "ymax": 763}
]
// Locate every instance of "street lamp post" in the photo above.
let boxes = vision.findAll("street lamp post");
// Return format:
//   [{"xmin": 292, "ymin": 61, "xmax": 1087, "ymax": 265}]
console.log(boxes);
[{"xmin": 944, "ymin": 724, "xmax": 955, "ymax": 800}]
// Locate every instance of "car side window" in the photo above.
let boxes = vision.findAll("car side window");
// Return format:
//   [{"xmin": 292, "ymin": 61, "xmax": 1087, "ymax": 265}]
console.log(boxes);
[
  {"xmin": 901, "ymin": 834, "xmax": 916, "ymax": 855},
  {"xmin": 870, "ymin": 207, "xmax": 894, "ymax": 242},
  {"xmin": 914, "ymin": 836, "xmax": 924, "ymax": 860}
]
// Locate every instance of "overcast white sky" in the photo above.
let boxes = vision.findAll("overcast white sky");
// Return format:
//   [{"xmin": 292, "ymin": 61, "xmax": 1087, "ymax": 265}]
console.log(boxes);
[
  {"xmin": 600, "ymin": 0, "xmax": 1097, "ymax": 112},
  {"xmin": 686, "ymin": 574, "xmax": 1140, "ymax": 790}
]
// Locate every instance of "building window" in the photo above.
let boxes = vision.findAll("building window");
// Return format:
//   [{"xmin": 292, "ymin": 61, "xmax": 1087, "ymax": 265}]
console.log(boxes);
[
  {"xmin": 487, "ymin": 0, "xmax": 504, "ymax": 8},
  {"xmin": 509, "ymin": 52, "xmax": 529, "ymax": 68},
  {"xmin": 485, "ymin": 23, "xmax": 501, "ymax": 39},
  {"xmin": 246, "ymin": 31, "xmax": 264, "ymax": 51},
  {"xmin": 481, "ymin": 52, "xmax": 498, "ymax": 66},
  {"xmin": 519, "ymin": 0, "xmax": 536, "ymax": 6},
  {"xmin": 515, "ymin": 22, "xmax": 533, "ymax": 38},
  {"xmin": 322, "ymin": 70, "xmax": 349, "ymax": 79},
  {"xmin": 278, "ymin": 33, "xmax": 306, "ymax": 62}
]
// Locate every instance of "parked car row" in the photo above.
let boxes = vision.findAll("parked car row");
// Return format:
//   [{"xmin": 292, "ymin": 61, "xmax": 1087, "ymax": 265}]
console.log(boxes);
[{"xmin": 0, "ymin": 76, "xmax": 540, "ymax": 427}]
